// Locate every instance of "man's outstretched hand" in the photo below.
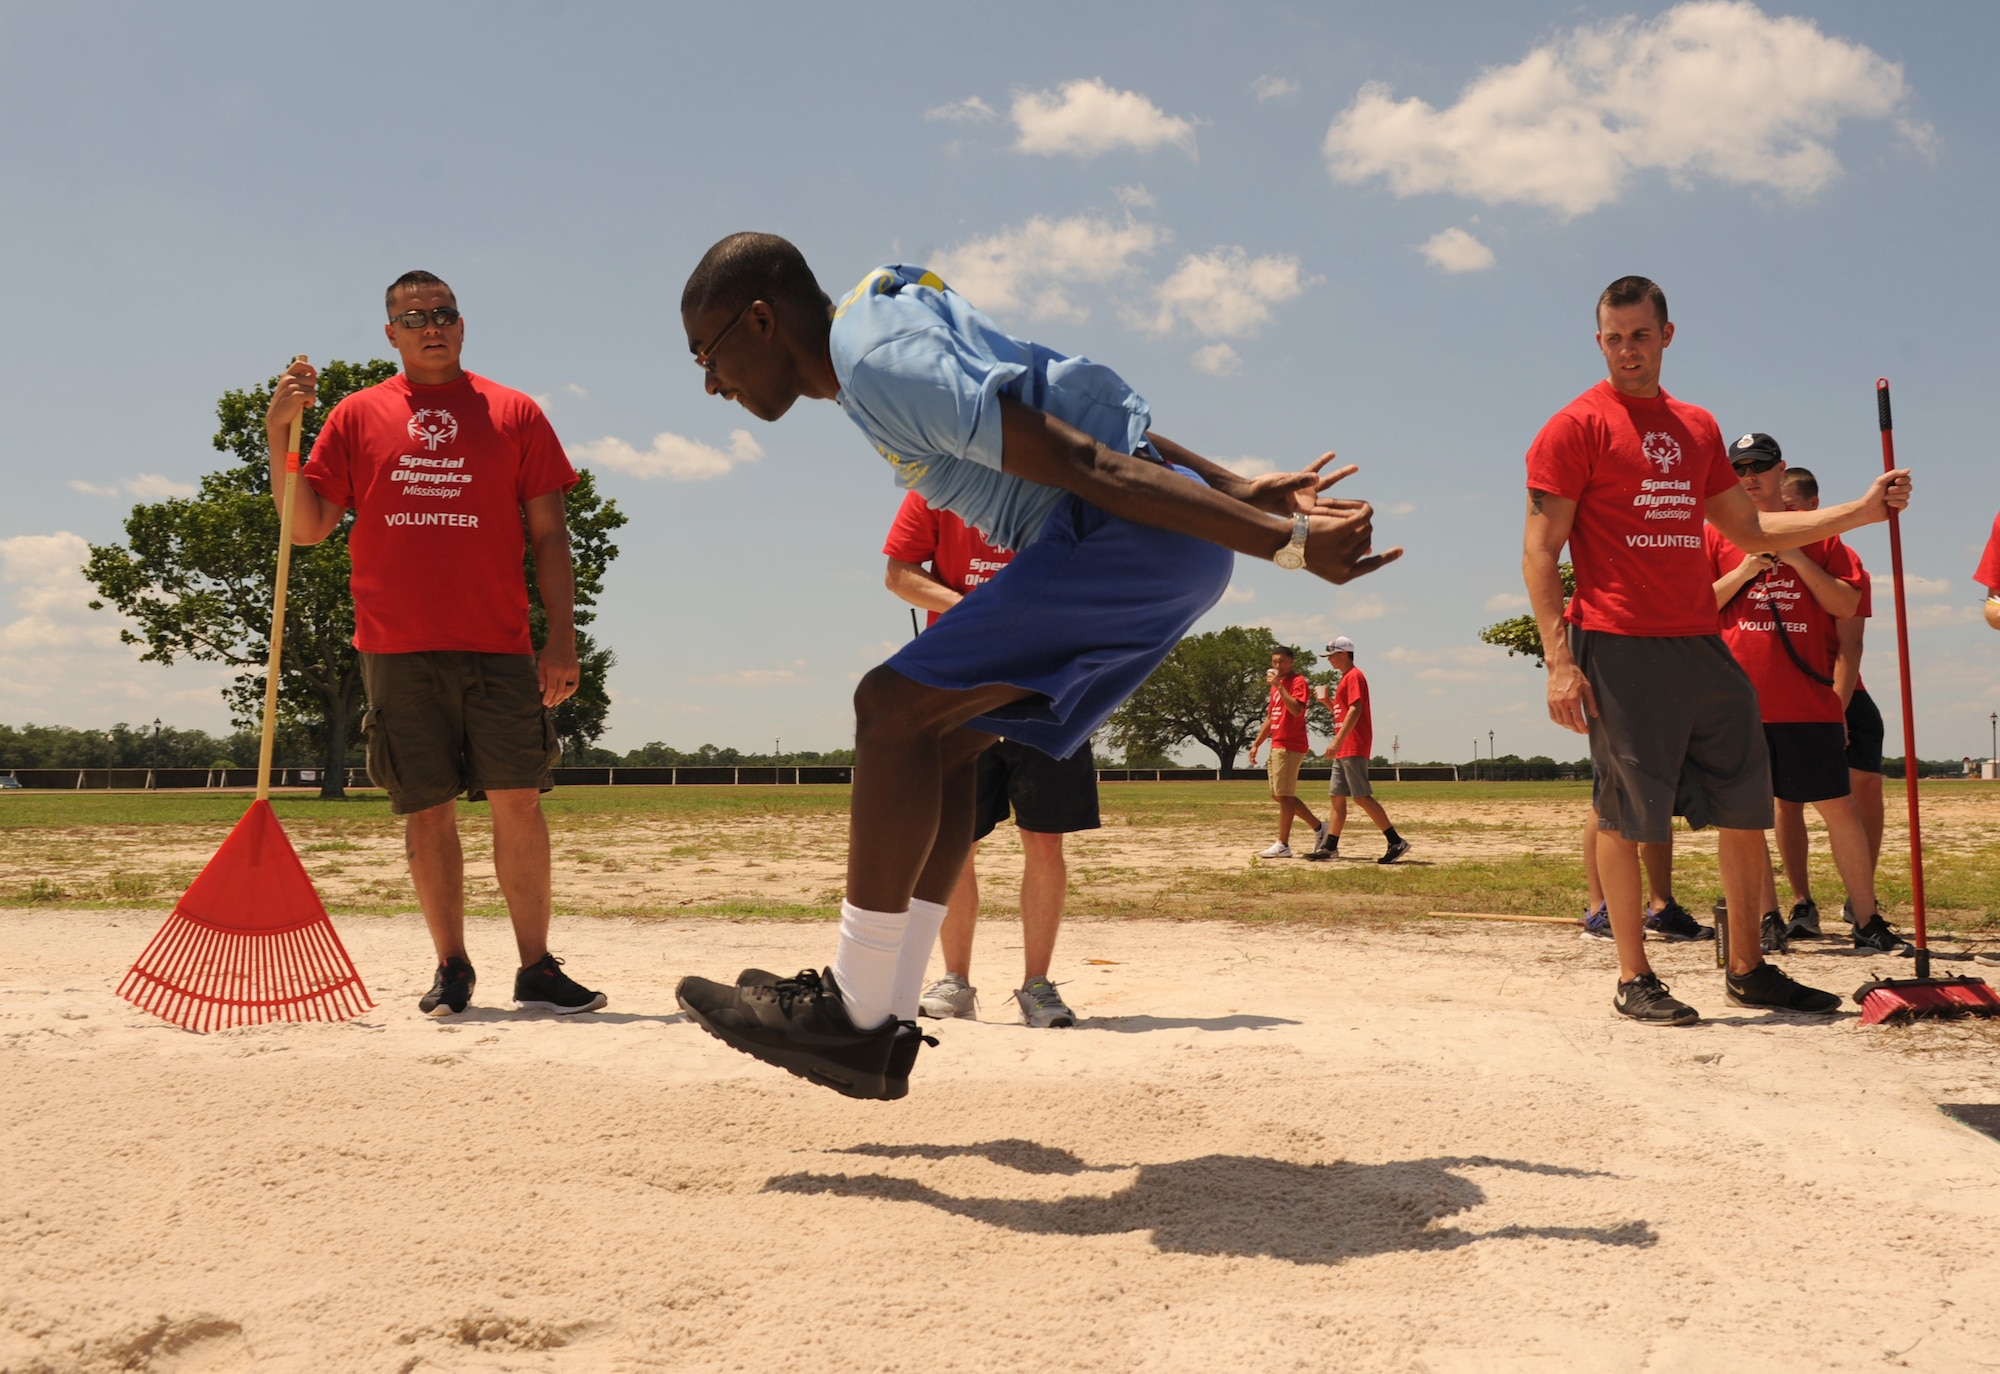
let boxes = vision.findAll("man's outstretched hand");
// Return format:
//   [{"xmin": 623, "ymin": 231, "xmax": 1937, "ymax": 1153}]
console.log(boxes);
[{"xmin": 1290, "ymin": 460, "xmax": 1402, "ymax": 585}]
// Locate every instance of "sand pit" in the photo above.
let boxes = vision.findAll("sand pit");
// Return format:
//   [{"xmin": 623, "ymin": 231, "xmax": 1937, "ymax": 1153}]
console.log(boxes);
[{"xmin": 6, "ymin": 907, "xmax": 2000, "ymax": 1372}]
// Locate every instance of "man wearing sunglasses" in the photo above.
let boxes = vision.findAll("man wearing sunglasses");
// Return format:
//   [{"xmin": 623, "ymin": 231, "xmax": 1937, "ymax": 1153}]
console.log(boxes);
[
  {"xmin": 264, "ymin": 269, "xmax": 606, "ymax": 1019},
  {"xmin": 672, "ymin": 232, "xmax": 1399, "ymax": 1099},
  {"xmin": 1705, "ymin": 434, "xmax": 1906, "ymax": 956},
  {"xmin": 1523, "ymin": 275, "xmax": 1912, "ymax": 1028}
]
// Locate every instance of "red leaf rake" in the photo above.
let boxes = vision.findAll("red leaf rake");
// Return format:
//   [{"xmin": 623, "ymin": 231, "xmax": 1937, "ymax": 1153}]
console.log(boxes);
[{"xmin": 119, "ymin": 361, "xmax": 374, "ymax": 1031}]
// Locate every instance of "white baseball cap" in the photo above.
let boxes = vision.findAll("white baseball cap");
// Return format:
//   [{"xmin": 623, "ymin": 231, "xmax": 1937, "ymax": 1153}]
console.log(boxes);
[{"xmin": 1326, "ymin": 635, "xmax": 1356, "ymax": 654}]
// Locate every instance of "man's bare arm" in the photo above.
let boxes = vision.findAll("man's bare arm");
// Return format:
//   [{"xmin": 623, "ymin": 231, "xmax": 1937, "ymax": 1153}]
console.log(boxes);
[
  {"xmin": 1004, "ymin": 399, "xmax": 1402, "ymax": 585},
  {"xmin": 1324, "ymin": 710, "xmax": 1358, "ymax": 758},
  {"xmin": 1705, "ymin": 473, "xmax": 1911, "ymax": 555},
  {"xmin": 1778, "ymin": 549, "xmax": 1863, "ymax": 618},
  {"xmin": 885, "ymin": 558, "xmax": 961, "ymax": 617},
  {"xmin": 524, "ymin": 491, "xmax": 579, "ymax": 707},
  {"xmin": 1832, "ymin": 615, "xmax": 1864, "ymax": 712},
  {"xmin": 263, "ymin": 357, "xmax": 344, "ymax": 546},
  {"xmin": 1523, "ymin": 489, "xmax": 1594, "ymax": 734},
  {"xmin": 1714, "ymin": 554, "xmax": 1771, "ymax": 610}
]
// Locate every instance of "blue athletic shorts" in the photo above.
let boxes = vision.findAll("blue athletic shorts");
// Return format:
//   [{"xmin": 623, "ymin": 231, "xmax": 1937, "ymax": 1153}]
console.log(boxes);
[{"xmin": 885, "ymin": 467, "xmax": 1235, "ymax": 760}]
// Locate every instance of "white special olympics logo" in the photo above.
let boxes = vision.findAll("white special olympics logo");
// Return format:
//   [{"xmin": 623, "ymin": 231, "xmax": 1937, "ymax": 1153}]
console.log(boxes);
[
  {"xmin": 1640, "ymin": 431, "xmax": 1682, "ymax": 473},
  {"xmin": 407, "ymin": 409, "xmax": 459, "ymax": 452}
]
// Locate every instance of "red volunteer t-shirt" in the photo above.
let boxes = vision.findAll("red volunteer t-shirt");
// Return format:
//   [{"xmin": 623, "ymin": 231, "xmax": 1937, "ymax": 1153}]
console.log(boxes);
[
  {"xmin": 1526, "ymin": 381, "xmax": 1737, "ymax": 637},
  {"xmin": 304, "ymin": 372, "xmax": 577, "ymax": 655},
  {"xmin": 881, "ymin": 490, "xmax": 1013, "ymax": 626},
  {"xmin": 1704, "ymin": 526, "xmax": 1863, "ymax": 724},
  {"xmin": 1331, "ymin": 668, "xmax": 1372, "ymax": 759},
  {"xmin": 1977, "ymin": 511, "xmax": 2000, "ymax": 595},
  {"xmin": 1266, "ymin": 672, "xmax": 1310, "ymax": 753}
]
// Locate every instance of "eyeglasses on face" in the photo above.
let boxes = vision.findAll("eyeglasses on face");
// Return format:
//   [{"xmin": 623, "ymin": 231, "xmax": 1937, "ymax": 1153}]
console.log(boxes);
[
  {"xmin": 693, "ymin": 300, "xmax": 759, "ymax": 372},
  {"xmin": 390, "ymin": 307, "xmax": 461, "ymax": 329},
  {"xmin": 1732, "ymin": 455, "xmax": 1782, "ymax": 475}
]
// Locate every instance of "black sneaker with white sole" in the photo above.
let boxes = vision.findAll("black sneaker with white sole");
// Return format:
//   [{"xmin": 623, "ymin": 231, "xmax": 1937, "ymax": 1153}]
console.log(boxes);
[
  {"xmin": 419, "ymin": 956, "xmax": 475, "ymax": 1015},
  {"xmin": 1644, "ymin": 901, "xmax": 1714, "ymax": 942},
  {"xmin": 512, "ymin": 953, "xmax": 608, "ymax": 1013},
  {"xmin": 1379, "ymin": 838, "xmax": 1412, "ymax": 864},
  {"xmin": 1614, "ymin": 972, "xmax": 1699, "ymax": 1026},
  {"xmin": 1725, "ymin": 961, "xmax": 1842, "ymax": 1014},
  {"xmin": 1852, "ymin": 915, "xmax": 1912, "ymax": 955},
  {"xmin": 676, "ymin": 967, "xmax": 907, "ymax": 1100},
  {"xmin": 1784, "ymin": 898, "xmax": 1824, "ymax": 941}
]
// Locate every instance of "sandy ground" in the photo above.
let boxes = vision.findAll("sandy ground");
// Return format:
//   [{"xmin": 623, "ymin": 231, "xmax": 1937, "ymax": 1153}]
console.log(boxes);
[{"xmin": 6, "ymin": 908, "xmax": 2000, "ymax": 1373}]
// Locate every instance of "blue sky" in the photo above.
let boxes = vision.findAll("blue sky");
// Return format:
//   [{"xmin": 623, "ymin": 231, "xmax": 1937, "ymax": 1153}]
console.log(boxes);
[{"xmin": 3, "ymin": 1, "xmax": 1996, "ymax": 763}]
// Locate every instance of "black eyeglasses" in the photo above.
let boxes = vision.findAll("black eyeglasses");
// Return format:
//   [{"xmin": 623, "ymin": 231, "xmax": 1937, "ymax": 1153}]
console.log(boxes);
[
  {"xmin": 389, "ymin": 307, "xmax": 461, "ymax": 329},
  {"xmin": 1732, "ymin": 455, "xmax": 1782, "ymax": 475},
  {"xmin": 693, "ymin": 300, "xmax": 758, "ymax": 372}
]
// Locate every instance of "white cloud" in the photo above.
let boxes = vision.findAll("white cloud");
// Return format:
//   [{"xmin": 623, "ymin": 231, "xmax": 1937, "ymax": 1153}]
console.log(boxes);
[
  {"xmin": 1324, "ymin": 1, "xmax": 1917, "ymax": 217},
  {"xmin": 1388, "ymin": 502, "xmax": 1418, "ymax": 516},
  {"xmin": 926, "ymin": 96, "xmax": 998, "ymax": 124},
  {"xmin": 563, "ymin": 383, "xmax": 589, "ymax": 398},
  {"xmin": 1011, "ymin": 79, "xmax": 1197, "ymax": 158},
  {"xmin": 1141, "ymin": 248, "xmax": 1308, "ymax": 337},
  {"xmin": 1230, "ymin": 456, "xmax": 1279, "ymax": 478},
  {"xmin": 1384, "ymin": 645, "xmax": 1504, "ymax": 667},
  {"xmin": 1419, "ymin": 227, "xmax": 1496, "ymax": 273},
  {"xmin": 932, "ymin": 214, "xmax": 1162, "ymax": 323},
  {"xmin": 1483, "ymin": 592, "xmax": 1530, "ymax": 612},
  {"xmin": 695, "ymin": 664, "xmax": 809, "ymax": 687},
  {"xmin": 1114, "ymin": 183, "xmax": 1156, "ymax": 209},
  {"xmin": 1874, "ymin": 573, "xmax": 1950, "ymax": 599},
  {"xmin": 1192, "ymin": 343, "xmax": 1242, "ymax": 376},
  {"xmin": 1909, "ymin": 604, "xmax": 1978, "ymax": 628},
  {"xmin": 69, "ymin": 474, "xmax": 197, "ymax": 501},
  {"xmin": 1252, "ymin": 75, "xmax": 1298, "ymax": 102},
  {"xmin": 570, "ymin": 428, "xmax": 763, "ymax": 481},
  {"xmin": 1219, "ymin": 583, "xmax": 1256, "ymax": 606}
]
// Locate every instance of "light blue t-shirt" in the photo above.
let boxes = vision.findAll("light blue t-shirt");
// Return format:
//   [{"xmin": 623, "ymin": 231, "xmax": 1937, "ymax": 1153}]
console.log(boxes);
[{"xmin": 829, "ymin": 265, "xmax": 1153, "ymax": 552}]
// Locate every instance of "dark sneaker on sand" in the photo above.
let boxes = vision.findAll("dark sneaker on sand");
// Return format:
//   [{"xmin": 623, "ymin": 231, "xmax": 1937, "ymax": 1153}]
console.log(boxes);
[
  {"xmin": 1760, "ymin": 911, "xmax": 1789, "ymax": 955},
  {"xmin": 512, "ymin": 954, "xmax": 607, "ymax": 1013},
  {"xmin": 1645, "ymin": 901, "xmax": 1714, "ymax": 942},
  {"xmin": 1785, "ymin": 898, "xmax": 1824, "ymax": 941},
  {"xmin": 1725, "ymin": 962, "xmax": 1841, "ymax": 1014},
  {"xmin": 420, "ymin": 956, "xmax": 475, "ymax": 1015},
  {"xmin": 1852, "ymin": 915, "xmax": 1913, "ymax": 955},
  {"xmin": 1580, "ymin": 903, "xmax": 1614, "ymax": 942},
  {"xmin": 1379, "ymin": 838, "xmax": 1412, "ymax": 865},
  {"xmin": 1614, "ymin": 973, "xmax": 1699, "ymax": 1026},
  {"xmin": 677, "ymin": 967, "xmax": 909, "ymax": 1100}
]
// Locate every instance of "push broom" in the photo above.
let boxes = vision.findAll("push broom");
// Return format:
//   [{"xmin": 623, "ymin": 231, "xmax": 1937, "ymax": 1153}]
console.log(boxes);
[
  {"xmin": 1853, "ymin": 378, "xmax": 2000, "ymax": 1024},
  {"xmin": 118, "ymin": 359, "xmax": 374, "ymax": 1032}
]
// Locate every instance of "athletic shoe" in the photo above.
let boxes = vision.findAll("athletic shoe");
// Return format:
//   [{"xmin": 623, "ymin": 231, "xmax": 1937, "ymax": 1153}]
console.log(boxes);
[
  {"xmin": 1310, "ymin": 822, "xmax": 1332, "ymax": 855},
  {"xmin": 1258, "ymin": 841, "xmax": 1293, "ymax": 859},
  {"xmin": 1645, "ymin": 901, "xmax": 1714, "ymax": 942},
  {"xmin": 1379, "ymin": 838, "xmax": 1412, "ymax": 864},
  {"xmin": 918, "ymin": 973, "xmax": 978, "ymax": 1020},
  {"xmin": 677, "ymin": 967, "xmax": 908, "ymax": 1100},
  {"xmin": 1580, "ymin": 902, "xmax": 1614, "ymax": 941},
  {"xmin": 419, "ymin": 956, "xmax": 475, "ymax": 1015},
  {"xmin": 1303, "ymin": 841, "xmax": 1338, "ymax": 863},
  {"xmin": 1852, "ymin": 915, "xmax": 1912, "ymax": 955},
  {"xmin": 1725, "ymin": 962, "xmax": 1842, "ymax": 1014},
  {"xmin": 1014, "ymin": 976, "xmax": 1076, "ymax": 1028},
  {"xmin": 1784, "ymin": 898, "xmax": 1824, "ymax": 940},
  {"xmin": 886, "ymin": 1020, "xmax": 938, "ymax": 1095},
  {"xmin": 1613, "ymin": 973, "xmax": 1699, "ymax": 1027},
  {"xmin": 1759, "ymin": 911, "xmax": 1789, "ymax": 955},
  {"xmin": 512, "ymin": 953, "xmax": 608, "ymax": 1013}
]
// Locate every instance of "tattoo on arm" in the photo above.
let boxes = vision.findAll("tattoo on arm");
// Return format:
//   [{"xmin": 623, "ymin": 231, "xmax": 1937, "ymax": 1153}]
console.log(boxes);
[{"xmin": 1529, "ymin": 489, "xmax": 1546, "ymax": 516}]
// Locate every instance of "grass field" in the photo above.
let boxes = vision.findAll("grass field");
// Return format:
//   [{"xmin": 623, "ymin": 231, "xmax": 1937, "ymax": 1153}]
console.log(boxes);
[{"xmin": 4, "ymin": 779, "xmax": 1997, "ymax": 930}]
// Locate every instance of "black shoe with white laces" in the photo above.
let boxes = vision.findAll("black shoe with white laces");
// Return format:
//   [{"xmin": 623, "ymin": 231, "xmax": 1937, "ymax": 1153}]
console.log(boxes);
[
  {"xmin": 1614, "ymin": 972, "xmax": 1699, "ymax": 1026},
  {"xmin": 512, "ymin": 953, "xmax": 608, "ymax": 1013},
  {"xmin": 1725, "ymin": 961, "xmax": 1841, "ymax": 1014},
  {"xmin": 1852, "ymin": 915, "xmax": 1913, "ymax": 955},
  {"xmin": 677, "ymin": 967, "xmax": 907, "ymax": 1100},
  {"xmin": 419, "ymin": 956, "xmax": 475, "ymax": 1015}
]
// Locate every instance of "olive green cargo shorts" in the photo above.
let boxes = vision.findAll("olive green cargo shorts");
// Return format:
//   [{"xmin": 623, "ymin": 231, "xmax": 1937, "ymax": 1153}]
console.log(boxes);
[{"xmin": 359, "ymin": 651, "xmax": 559, "ymax": 815}]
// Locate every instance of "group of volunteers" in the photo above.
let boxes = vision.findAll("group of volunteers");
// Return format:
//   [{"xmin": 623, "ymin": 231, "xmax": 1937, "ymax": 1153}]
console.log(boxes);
[{"xmin": 272, "ymin": 244, "xmax": 1957, "ymax": 1101}]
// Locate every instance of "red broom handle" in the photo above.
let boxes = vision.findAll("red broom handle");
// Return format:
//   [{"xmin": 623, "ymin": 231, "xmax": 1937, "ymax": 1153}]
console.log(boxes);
[{"xmin": 1877, "ymin": 378, "xmax": 1928, "ymax": 975}]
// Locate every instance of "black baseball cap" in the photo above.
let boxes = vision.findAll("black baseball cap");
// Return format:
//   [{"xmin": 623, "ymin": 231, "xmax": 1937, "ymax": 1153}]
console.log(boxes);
[{"xmin": 1729, "ymin": 432, "xmax": 1783, "ymax": 468}]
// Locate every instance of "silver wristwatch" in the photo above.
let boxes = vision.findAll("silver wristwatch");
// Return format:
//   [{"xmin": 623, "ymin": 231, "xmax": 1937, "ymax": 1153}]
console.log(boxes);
[{"xmin": 1273, "ymin": 512, "xmax": 1310, "ymax": 570}]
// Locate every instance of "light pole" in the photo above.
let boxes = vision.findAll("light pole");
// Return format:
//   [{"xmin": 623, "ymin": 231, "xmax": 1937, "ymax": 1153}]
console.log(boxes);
[
  {"xmin": 1489, "ymin": 729, "xmax": 1495, "ymax": 762},
  {"xmin": 150, "ymin": 717, "xmax": 161, "ymax": 788}
]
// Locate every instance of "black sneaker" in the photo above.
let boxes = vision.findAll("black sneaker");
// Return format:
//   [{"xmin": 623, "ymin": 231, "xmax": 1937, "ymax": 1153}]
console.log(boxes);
[
  {"xmin": 1644, "ymin": 901, "xmax": 1714, "ymax": 942},
  {"xmin": 512, "ymin": 953, "xmax": 608, "ymax": 1013},
  {"xmin": 676, "ymin": 967, "xmax": 907, "ymax": 1100},
  {"xmin": 1785, "ymin": 898, "xmax": 1824, "ymax": 941},
  {"xmin": 1725, "ymin": 961, "xmax": 1841, "ymax": 1014},
  {"xmin": 1760, "ymin": 911, "xmax": 1789, "ymax": 955},
  {"xmin": 1379, "ymin": 838, "xmax": 1412, "ymax": 864},
  {"xmin": 1614, "ymin": 973, "xmax": 1699, "ymax": 1026},
  {"xmin": 419, "ymin": 955, "xmax": 475, "ymax": 1015},
  {"xmin": 1852, "ymin": 915, "xmax": 1912, "ymax": 955},
  {"xmin": 887, "ymin": 1020, "xmax": 938, "ymax": 1095}
]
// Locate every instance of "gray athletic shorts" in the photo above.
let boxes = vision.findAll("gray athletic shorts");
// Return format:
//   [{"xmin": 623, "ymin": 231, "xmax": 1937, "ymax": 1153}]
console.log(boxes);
[
  {"xmin": 1570, "ymin": 625, "xmax": 1773, "ymax": 844},
  {"xmin": 1328, "ymin": 757, "xmax": 1373, "ymax": 798}
]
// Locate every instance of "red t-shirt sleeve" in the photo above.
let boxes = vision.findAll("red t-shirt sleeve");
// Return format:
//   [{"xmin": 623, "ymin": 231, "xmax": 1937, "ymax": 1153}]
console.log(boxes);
[
  {"xmin": 301, "ymin": 399, "xmax": 356, "ymax": 509},
  {"xmin": 1823, "ymin": 539, "xmax": 1865, "ymax": 597},
  {"xmin": 1524, "ymin": 412, "xmax": 1589, "ymax": 500},
  {"xmin": 514, "ymin": 401, "xmax": 577, "ymax": 502},
  {"xmin": 1976, "ymin": 511, "xmax": 2000, "ymax": 594},
  {"xmin": 882, "ymin": 490, "xmax": 940, "ymax": 564}
]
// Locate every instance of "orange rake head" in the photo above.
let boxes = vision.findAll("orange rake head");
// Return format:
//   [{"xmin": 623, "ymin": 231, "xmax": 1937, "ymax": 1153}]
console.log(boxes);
[
  {"xmin": 1854, "ymin": 974, "xmax": 2000, "ymax": 1026},
  {"xmin": 118, "ymin": 799, "xmax": 373, "ymax": 1032}
]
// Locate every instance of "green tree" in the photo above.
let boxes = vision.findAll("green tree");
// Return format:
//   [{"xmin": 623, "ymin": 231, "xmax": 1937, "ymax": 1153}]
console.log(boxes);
[
  {"xmin": 1104, "ymin": 625, "xmax": 1321, "ymax": 771},
  {"xmin": 1478, "ymin": 563, "xmax": 1574, "ymax": 667}
]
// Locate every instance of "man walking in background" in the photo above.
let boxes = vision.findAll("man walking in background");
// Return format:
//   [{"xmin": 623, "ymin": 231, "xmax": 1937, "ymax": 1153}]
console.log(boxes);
[
  {"xmin": 264, "ymin": 270, "xmax": 605, "ymax": 1018},
  {"xmin": 1306, "ymin": 636, "xmax": 1409, "ymax": 863},
  {"xmin": 883, "ymin": 490, "xmax": 1098, "ymax": 1029},
  {"xmin": 1248, "ymin": 645, "xmax": 1323, "ymax": 859}
]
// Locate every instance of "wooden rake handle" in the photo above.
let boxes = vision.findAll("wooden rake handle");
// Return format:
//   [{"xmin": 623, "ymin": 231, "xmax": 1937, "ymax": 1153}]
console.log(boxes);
[{"xmin": 256, "ymin": 356, "xmax": 308, "ymax": 802}]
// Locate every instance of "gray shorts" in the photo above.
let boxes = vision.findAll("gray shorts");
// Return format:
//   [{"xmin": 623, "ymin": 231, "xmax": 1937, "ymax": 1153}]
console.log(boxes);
[
  {"xmin": 360, "ymin": 651, "xmax": 559, "ymax": 815},
  {"xmin": 1328, "ymin": 757, "xmax": 1373, "ymax": 798},
  {"xmin": 1570, "ymin": 625, "xmax": 1772, "ymax": 844}
]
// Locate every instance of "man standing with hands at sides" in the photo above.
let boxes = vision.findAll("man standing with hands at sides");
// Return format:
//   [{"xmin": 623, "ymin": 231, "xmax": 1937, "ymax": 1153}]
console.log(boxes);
[
  {"xmin": 1248, "ymin": 646, "xmax": 1324, "ymax": 859},
  {"xmin": 1305, "ymin": 636, "xmax": 1408, "ymax": 863},
  {"xmin": 264, "ymin": 270, "xmax": 606, "ymax": 1018},
  {"xmin": 882, "ymin": 490, "xmax": 1099, "ymax": 1029},
  {"xmin": 1523, "ymin": 274, "xmax": 1912, "ymax": 1026}
]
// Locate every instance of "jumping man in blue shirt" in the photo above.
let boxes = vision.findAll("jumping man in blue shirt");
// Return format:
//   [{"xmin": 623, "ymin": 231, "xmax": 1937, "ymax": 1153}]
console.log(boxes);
[{"xmin": 673, "ymin": 233, "xmax": 1400, "ymax": 1099}]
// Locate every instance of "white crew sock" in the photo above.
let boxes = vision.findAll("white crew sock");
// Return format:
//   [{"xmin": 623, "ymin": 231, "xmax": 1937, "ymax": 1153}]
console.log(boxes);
[
  {"xmin": 831, "ymin": 901, "xmax": 906, "ymax": 1030},
  {"xmin": 891, "ymin": 898, "xmax": 950, "ymax": 1022}
]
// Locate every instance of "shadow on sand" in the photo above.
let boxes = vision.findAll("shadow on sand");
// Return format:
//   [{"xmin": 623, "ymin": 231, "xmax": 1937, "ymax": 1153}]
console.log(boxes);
[
  {"xmin": 765, "ymin": 1142, "xmax": 1655, "ymax": 1264},
  {"xmin": 1078, "ymin": 1013, "xmax": 1299, "ymax": 1033}
]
